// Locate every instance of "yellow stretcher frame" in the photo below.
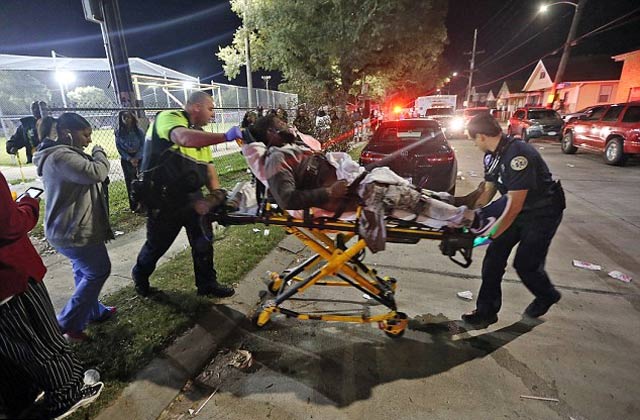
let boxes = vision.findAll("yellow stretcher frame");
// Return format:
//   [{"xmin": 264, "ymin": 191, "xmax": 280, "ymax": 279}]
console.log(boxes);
[{"xmin": 210, "ymin": 206, "xmax": 475, "ymax": 338}]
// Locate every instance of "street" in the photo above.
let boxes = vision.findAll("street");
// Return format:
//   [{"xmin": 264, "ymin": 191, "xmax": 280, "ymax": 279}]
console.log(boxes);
[{"xmin": 160, "ymin": 137, "xmax": 640, "ymax": 420}]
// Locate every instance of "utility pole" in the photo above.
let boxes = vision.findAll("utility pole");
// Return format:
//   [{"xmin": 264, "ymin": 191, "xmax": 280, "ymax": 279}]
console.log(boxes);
[
  {"xmin": 547, "ymin": 0, "xmax": 586, "ymax": 108},
  {"xmin": 82, "ymin": 0, "xmax": 136, "ymax": 107},
  {"xmin": 463, "ymin": 28, "xmax": 484, "ymax": 107}
]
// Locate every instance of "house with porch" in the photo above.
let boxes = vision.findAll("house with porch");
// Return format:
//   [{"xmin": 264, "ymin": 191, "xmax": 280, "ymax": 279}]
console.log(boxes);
[{"xmin": 522, "ymin": 55, "xmax": 622, "ymax": 113}]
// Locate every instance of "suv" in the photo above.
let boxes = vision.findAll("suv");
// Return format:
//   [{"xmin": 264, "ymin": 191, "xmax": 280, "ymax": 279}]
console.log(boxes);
[
  {"xmin": 508, "ymin": 108, "xmax": 564, "ymax": 142},
  {"xmin": 561, "ymin": 102, "xmax": 640, "ymax": 165},
  {"xmin": 423, "ymin": 107, "xmax": 465, "ymax": 138}
]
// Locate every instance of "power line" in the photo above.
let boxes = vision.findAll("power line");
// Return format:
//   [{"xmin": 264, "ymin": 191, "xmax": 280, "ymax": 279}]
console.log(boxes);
[
  {"xmin": 477, "ymin": 0, "xmax": 516, "ymax": 34},
  {"xmin": 473, "ymin": 6, "xmax": 640, "ymax": 89}
]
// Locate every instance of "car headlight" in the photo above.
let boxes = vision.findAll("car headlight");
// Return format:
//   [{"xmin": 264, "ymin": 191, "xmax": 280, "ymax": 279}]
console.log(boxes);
[{"xmin": 450, "ymin": 117, "xmax": 464, "ymax": 131}]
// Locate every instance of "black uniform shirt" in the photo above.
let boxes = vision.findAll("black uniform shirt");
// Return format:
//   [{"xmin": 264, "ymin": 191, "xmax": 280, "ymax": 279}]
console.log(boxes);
[{"xmin": 484, "ymin": 135, "xmax": 555, "ymax": 211}]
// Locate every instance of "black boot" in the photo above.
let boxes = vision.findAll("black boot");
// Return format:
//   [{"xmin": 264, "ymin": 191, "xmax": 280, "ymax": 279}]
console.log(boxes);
[
  {"xmin": 461, "ymin": 309, "xmax": 498, "ymax": 327},
  {"xmin": 197, "ymin": 283, "xmax": 235, "ymax": 298},
  {"xmin": 524, "ymin": 289, "xmax": 561, "ymax": 318}
]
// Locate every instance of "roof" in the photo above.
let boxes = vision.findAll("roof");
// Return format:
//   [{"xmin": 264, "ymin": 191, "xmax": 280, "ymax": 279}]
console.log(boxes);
[
  {"xmin": 0, "ymin": 53, "xmax": 197, "ymax": 82},
  {"xmin": 504, "ymin": 80, "xmax": 526, "ymax": 92},
  {"xmin": 612, "ymin": 49, "xmax": 640, "ymax": 62},
  {"xmin": 543, "ymin": 55, "xmax": 622, "ymax": 82}
]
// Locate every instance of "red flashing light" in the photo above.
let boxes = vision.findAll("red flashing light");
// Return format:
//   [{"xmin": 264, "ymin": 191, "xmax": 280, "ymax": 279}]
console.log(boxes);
[{"xmin": 393, "ymin": 105, "xmax": 402, "ymax": 114}]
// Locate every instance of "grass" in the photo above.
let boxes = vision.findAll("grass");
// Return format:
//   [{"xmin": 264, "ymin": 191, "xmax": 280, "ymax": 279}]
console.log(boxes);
[
  {"xmin": 67, "ymin": 217, "xmax": 285, "ymax": 420},
  {"xmin": 8, "ymin": 177, "xmax": 35, "ymax": 185}
]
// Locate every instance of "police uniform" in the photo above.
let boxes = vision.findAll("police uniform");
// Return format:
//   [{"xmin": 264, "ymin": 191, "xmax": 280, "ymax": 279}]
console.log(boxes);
[
  {"xmin": 477, "ymin": 135, "xmax": 565, "ymax": 316},
  {"xmin": 132, "ymin": 110, "xmax": 219, "ymax": 295}
]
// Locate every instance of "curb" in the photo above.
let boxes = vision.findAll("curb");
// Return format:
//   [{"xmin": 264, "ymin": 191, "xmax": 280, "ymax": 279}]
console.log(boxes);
[{"xmin": 95, "ymin": 236, "xmax": 305, "ymax": 420}]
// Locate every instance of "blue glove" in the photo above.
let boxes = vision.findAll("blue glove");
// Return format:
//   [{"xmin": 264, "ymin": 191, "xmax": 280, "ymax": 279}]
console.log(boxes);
[
  {"xmin": 473, "ymin": 236, "xmax": 492, "ymax": 248},
  {"xmin": 224, "ymin": 126, "xmax": 243, "ymax": 142}
]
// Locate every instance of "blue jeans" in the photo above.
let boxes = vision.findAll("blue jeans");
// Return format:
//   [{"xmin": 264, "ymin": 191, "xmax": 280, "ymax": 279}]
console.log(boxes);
[{"xmin": 56, "ymin": 243, "xmax": 111, "ymax": 333}]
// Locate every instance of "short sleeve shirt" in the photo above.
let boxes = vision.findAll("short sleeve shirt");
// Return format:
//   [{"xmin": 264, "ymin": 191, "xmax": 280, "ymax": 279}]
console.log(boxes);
[
  {"xmin": 484, "ymin": 136, "xmax": 554, "ymax": 210},
  {"xmin": 147, "ymin": 110, "xmax": 213, "ymax": 163}
]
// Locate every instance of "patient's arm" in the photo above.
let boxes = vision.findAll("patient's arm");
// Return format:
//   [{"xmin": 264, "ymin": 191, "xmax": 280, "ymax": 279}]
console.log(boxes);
[
  {"xmin": 455, "ymin": 181, "xmax": 497, "ymax": 209},
  {"xmin": 268, "ymin": 169, "xmax": 331, "ymax": 210}
]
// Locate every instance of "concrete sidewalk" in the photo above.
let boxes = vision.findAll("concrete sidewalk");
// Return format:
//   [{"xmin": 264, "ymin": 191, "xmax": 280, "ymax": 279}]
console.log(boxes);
[
  {"xmin": 42, "ymin": 224, "xmax": 191, "ymax": 313},
  {"xmin": 94, "ymin": 235, "xmax": 302, "ymax": 420}
]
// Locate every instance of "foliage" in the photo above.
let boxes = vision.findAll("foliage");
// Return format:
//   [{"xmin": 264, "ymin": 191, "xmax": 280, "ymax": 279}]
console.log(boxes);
[
  {"xmin": 67, "ymin": 86, "xmax": 111, "ymax": 108},
  {"xmin": 217, "ymin": 0, "xmax": 448, "ymax": 104}
]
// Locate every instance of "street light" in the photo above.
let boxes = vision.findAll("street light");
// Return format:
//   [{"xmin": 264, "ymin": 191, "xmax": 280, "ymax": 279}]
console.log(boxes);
[
  {"xmin": 55, "ymin": 70, "xmax": 75, "ymax": 108},
  {"xmin": 538, "ymin": 0, "xmax": 584, "ymax": 108},
  {"xmin": 452, "ymin": 72, "xmax": 458, "ymax": 77}
]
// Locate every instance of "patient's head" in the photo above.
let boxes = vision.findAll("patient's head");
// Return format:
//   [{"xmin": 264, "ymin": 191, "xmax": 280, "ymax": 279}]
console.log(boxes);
[{"xmin": 250, "ymin": 114, "xmax": 294, "ymax": 147}]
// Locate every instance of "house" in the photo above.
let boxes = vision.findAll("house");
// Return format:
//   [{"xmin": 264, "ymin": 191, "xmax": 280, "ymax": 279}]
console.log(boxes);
[
  {"xmin": 495, "ymin": 80, "xmax": 527, "ymax": 117},
  {"xmin": 612, "ymin": 49, "xmax": 640, "ymax": 102},
  {"xmin": 521, "ymin": 55, "xmax": 622, "ymax": 113}
]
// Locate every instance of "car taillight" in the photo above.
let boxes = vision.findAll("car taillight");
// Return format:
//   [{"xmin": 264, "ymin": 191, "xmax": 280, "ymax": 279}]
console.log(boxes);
[
  {"xmin": 425, "ymin": 150, "xmax": 455, "ymax": 164},
  {"xmin": 361, "ymin": 151, "xmax": 383, "ymax": 162}
]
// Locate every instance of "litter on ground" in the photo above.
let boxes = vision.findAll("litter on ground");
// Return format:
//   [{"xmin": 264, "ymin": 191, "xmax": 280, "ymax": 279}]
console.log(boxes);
[
  {"xmin": 572, "ymin": 260, "xmax": 601, "ymax": 271},
  {"xmin": 608, "ymin": 270, "xmax": 632, "ymax": 283},
  {"xmin": 457, "ymin": 290, "xmax": 473, "ymax": 300}
]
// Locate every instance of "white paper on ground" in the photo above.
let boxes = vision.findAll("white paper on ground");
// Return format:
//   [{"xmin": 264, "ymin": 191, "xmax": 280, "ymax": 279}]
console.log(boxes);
[
  {"xmin": 608, "ymin": 270, "xmax": 632, "ymax": 283},
  {"xmin": 457, "ymin": 290, "xmax": 473, "ymax": 300},
  {"xmin": 572, "ymin": 260, "xmax": 601, "ymax": 271}
]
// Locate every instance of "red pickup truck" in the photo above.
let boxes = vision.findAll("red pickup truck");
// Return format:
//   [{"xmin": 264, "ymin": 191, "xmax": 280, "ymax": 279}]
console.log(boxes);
[{"xmin": 561, "ymin": 101, "xmax": 640, "ymax": 165}]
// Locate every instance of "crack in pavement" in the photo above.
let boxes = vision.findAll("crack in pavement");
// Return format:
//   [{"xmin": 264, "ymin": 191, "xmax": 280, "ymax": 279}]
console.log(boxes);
[{"xmin": 372, "ymin": 263, "xmax": 639, "ymax": 298}]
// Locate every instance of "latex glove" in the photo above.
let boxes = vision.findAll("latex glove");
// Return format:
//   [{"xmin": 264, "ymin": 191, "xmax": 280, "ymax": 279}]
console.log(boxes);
[
  {"xmin": 224, "ymin": 126, "xmax": 243, "ymax": 142},
  {"xmin": 473, "ymin": 236, "xmax": 492, "ymax": 248}
]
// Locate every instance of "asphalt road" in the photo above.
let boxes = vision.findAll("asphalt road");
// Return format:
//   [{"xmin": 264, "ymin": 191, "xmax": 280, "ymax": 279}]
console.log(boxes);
[{"xmin": 161, "ymin": 137, "xmax": 640, "ymax": 420}]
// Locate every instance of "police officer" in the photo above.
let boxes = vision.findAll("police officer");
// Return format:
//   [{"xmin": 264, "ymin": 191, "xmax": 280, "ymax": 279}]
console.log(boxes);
[
  {"xmin": 132, "ymin": 91, "xmax": 242, "ymax": 298},
  {"xmin": 460, "ymin": 113, "xmax": 566, "ymax": 327}
]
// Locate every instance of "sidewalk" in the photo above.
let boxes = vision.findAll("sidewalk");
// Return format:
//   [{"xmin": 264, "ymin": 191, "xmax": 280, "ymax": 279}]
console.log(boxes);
[
  {"xmin": 42, "ymin": 225, "xmax": 191, "ymax": 313},
  {"xmin": 94, "ymin": 235, "xmax": 302, "ymax": 420}
]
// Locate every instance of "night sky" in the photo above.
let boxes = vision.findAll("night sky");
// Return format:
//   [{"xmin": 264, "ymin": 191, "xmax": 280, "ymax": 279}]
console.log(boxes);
[{"xmin": 1, "ymin": 0, "xmax": 639, "ymax": 93}]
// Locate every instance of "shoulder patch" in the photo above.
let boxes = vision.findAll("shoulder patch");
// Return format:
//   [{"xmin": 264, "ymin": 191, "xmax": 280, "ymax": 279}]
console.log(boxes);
[{"xmin": 510, "ymin": 156, "xmax": 528, "ymax": 171}]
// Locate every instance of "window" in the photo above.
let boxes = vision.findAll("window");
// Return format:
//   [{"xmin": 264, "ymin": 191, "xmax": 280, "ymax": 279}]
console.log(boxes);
[
  {"xmin": 528, "ymin": 110, "xmax": 561, "ymax": 120},
  {"xmin": 540, "ymin": 71, "xmax": 546, "ymax": 79},
  {"xmin": 514, "ymin": 110, "xmax": 524, "ymax": 119},
  {"xmin": 598, "ymin": 85, "xmax": 613, "ymax": 103},
  {"xmin": 585, "ymin": 106, "xmax": 607, "ymax": 121},
  {"xmin": 601, "ymin": 106, "xmax": 624, "ymax": 122},
  {"xmin": 621, "ymin": 106, "xmax": 640, "ymax": 123}
]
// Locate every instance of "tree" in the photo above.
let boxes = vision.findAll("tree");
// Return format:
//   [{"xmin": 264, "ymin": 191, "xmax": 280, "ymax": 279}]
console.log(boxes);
[
  {"xmin": 67, "ymin": 86, "xmax": 111, "ymax": 108},
  {"xmin": 217, "ymin": 0, "xmax": 448, "ymax": 104}
]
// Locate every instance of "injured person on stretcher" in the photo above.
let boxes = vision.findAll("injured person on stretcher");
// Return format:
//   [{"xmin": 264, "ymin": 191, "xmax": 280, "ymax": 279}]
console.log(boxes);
[{"xmin": 203, "ymin": 114, "xmax": 508, "ymax": 252}]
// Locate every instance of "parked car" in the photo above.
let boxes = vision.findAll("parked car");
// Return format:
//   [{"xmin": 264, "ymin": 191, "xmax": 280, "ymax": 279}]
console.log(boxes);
[
  {"xmin": 359, "ymin": 119, "xmax": 457, "ymax": 193},
  {"xmin": 507, "ymin": 108, "xmax": 564, "ymax": 142},
  {"xmin": 561, "ymin": 101, "xmax": 640, "ymax": 165},
  {"xmin": 561, "ymin": 105, "xmax": 599, "ymax": 123},
  {"xmin": 460, "ymin": 107, "xmax": 491, "ymax": 127},
  {"xmin": 423, "ymin": 107, "xmax": 465, "ymax": 138}
]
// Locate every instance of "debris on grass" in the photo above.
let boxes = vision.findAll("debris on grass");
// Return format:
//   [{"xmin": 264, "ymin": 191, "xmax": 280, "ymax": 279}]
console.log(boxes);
[
  {"xmin": 608, "ymin": 270, "xmax": 632, "ymax": 283},
  {"xmin": 572, "ymin": 260, "xmax": 601, "ymax": 271},
  {"xmin": 228, "ymin": 349, "xmax": 253, "ymax": 369}
]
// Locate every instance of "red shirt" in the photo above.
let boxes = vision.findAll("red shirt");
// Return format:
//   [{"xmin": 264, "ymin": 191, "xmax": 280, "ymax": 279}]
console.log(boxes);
[{"xmin": 0, "ymin": 172, "xmax": 46, "ymax": 300}]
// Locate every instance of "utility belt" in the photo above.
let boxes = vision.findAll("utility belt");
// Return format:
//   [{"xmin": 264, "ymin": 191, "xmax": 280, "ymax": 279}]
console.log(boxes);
[
  {"xmin": 132, "ymin": 149, "xmax": 208, "ymax": 211},
  {"xmin": 521, "ymin": 180, "xmax": 566, "ymax": 214}
]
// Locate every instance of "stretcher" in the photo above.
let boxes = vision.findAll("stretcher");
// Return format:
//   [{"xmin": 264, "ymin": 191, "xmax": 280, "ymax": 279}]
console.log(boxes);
[{"xmin": 207, "ymin": 202, "xmax": 476, "ymax": 338}]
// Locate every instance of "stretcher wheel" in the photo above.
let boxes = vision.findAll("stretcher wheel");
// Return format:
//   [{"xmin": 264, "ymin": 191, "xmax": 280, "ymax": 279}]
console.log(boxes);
[
  {"xmin": 383, "ymin": 276, "xmax": 398, "ymax": 292},
  {"xmin": 252, "ymin": 310, "xmax": 271, "ymax": 329},
  {"xmin": 267, "ymin": 273, "xmax": 283, "ymax": 295},
  {"xmin": 380, "ymin": 312, "xmax": 408, "ymax": 339}
]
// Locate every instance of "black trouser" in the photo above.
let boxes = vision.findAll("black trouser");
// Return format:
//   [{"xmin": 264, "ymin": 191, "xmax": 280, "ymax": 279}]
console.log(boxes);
[
  {"xmin": 121, "ymin": 158, "xmax": 139, "ymax": 211},
  {"xmin": 133, "ymin": 202, "xmax": 217, "ymax": 292},
  {"xmin": 0, "ymin": 279, "xmax": 84, "ymax": 417},
  {"xmin": 477, "ymin": 209, "xmax": 563, "ymax": 315}
]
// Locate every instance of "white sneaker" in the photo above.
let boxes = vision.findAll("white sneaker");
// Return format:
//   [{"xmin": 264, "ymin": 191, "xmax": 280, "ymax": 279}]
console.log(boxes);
[{"xmin": 54, "ymin": 382, "xmax": 104, "ymax": 420}]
